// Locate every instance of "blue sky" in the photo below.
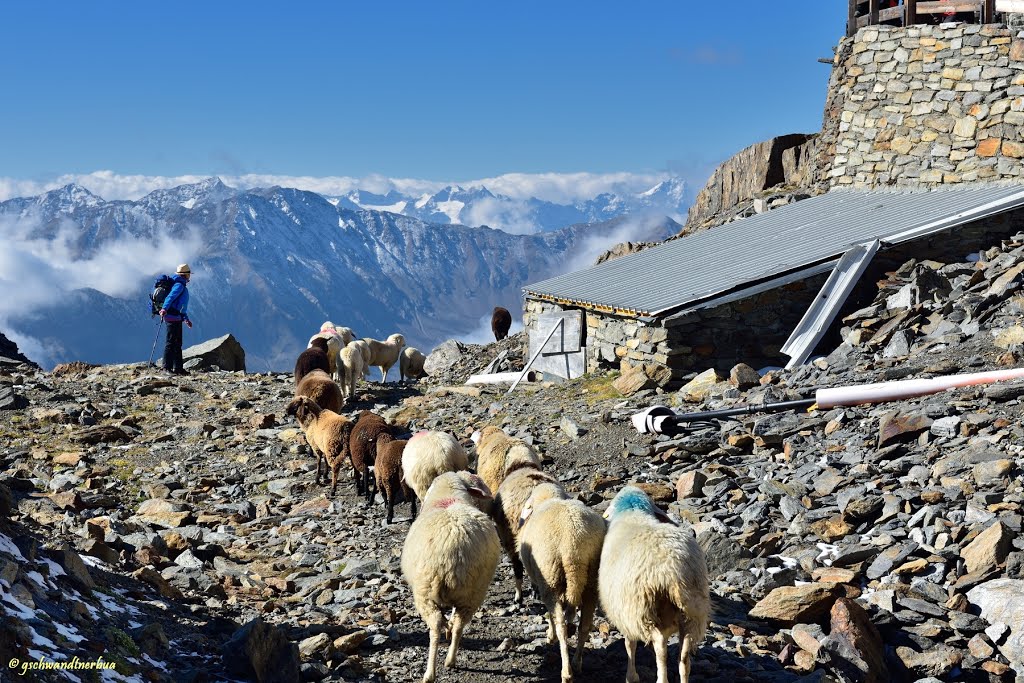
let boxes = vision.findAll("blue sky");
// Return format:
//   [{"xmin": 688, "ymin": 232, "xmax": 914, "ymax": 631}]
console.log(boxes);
[{"xmin": 1, "ymin": 1, "xmax": 848, "ymax": 190}]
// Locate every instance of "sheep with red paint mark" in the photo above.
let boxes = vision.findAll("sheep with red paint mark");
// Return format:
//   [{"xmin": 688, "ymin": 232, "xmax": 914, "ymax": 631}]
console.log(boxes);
[{"xmin": 401, "ymin": 471, "xmax": 500, "ymax": 683}]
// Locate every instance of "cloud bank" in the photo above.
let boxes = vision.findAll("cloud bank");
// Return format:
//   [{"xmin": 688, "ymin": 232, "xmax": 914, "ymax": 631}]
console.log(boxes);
[
  {"xmin": 0, "ymin": 214, "xmax": 202, "ymax": 366},
  {"xmin": 0, "ymin": 170, "xmax": 670, "ymax": 205}
]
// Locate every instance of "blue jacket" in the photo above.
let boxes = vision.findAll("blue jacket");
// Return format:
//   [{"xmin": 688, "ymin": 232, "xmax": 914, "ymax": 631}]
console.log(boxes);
[{"xmin": 161, "ymin": 275, "xmax": 190, "ymax": 323}]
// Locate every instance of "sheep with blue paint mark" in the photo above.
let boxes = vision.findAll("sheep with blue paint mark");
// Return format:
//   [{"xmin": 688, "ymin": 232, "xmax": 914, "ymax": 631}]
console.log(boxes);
[
  {"xmin": 598, "ymin": 486, "xmax": 709, "ymax": 683},
  {"xmin": 517, "ymin": 482, "xmax": 606, "ymax": 682},
  {"xmin": 401, "ymin": 471, "xmax": 500, "ymax": 683}
]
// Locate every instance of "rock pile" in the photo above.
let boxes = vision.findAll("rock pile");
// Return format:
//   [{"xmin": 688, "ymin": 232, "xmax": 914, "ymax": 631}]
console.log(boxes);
[{"xmin": 4, "ymin": 229, "xmax": 1024, "ymax": 682}]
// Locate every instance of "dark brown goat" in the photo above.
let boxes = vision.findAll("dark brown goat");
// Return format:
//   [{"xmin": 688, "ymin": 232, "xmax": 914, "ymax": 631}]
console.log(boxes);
[
  {"xmin": 294, "ymin": 337, "xmax": 330, "ymax": 385},
  {"xmin": 348, "ymin": 410, "xmax": 392, "ymax": 505},
  {"xmin": 374, "ymin": 435, "xmax": 413, "ymax": 523},
  {"xmin": 491, "ymin": 306, "xmax": 512, "ymax": 341}
]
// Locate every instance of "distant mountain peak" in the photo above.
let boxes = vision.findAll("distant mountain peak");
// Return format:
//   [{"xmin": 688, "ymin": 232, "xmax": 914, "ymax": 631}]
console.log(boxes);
[{"xmin": 47, "ymin": 183, "xmax": 104, "ymax": 208}]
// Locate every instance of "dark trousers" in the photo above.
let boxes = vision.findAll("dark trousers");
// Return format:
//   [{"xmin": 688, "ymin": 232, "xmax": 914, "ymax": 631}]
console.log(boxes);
[{"xmin": 163, "ymin": 320, "xmax": 183, "ymax": 372}]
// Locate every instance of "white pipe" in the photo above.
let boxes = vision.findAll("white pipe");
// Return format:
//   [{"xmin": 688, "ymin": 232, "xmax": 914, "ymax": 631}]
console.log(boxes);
[
  {"xmin": 466, "ymin": 371, "xmax": 537, "ymax": 385},
  {"xmin": 815, "ymin": 368, "xmax": 1024, "ymax": 409}
]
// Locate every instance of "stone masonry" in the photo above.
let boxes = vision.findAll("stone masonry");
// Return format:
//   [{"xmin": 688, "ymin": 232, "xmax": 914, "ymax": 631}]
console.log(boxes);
[{"xmin": 828, "ymin": 22, "xmax": 1024, "ymax": 187}]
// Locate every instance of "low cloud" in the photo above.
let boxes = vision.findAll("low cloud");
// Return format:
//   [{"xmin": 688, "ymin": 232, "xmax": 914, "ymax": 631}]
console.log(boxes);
[
  {"xmin": 560, "ymin": 214, "xmax": 673, "ymax": 277},
  {"xmin": 0, "ymin": 170, "xmax": 671, "ymax": 206},
  {"xmin": 461, "ymin": 197, "xmax": 538, "ymax": 235},
  {"xmin": 0, "ymin": 213, "xmax": 202, "ymax": 366},
  {"xmin": 455, "ymin": 312, "xmax": 523, "ymax": 346}
]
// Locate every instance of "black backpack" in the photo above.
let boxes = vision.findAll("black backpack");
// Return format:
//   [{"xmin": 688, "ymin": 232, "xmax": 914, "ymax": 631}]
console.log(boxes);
[{"xmin": 150, "ymin": 275, "xmax": 175, "ymax": 316}]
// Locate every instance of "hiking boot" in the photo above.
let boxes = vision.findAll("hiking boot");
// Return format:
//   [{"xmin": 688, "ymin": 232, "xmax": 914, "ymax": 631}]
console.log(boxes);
[{"xmin": 173, "ymin": 369, "xmax": 190, "ymax": 376}]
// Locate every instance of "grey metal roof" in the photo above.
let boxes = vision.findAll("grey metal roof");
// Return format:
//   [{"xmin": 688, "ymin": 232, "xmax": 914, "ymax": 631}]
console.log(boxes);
[{"xmin": 523, "ymin": 185, "xmax": 1024, "ymax": 317}]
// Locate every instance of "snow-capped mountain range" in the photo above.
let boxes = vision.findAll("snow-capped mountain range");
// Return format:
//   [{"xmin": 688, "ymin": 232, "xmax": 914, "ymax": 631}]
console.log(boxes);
[
  {"xmin": 0, "ymin": 179, "xmax": 680, "ymax": 370},
  {"xmin": 329, "ymin": 177, "xmax": 689, "ymax": 235}
]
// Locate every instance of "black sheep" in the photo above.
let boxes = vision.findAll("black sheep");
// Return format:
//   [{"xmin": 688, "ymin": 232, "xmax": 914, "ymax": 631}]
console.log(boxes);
[{"xmin": 491, "ymin": 306, "xmax": 512, "ymax": 341}]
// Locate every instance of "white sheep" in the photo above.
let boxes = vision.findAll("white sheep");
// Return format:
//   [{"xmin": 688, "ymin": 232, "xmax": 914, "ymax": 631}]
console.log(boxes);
[
  {"xmin": 339, "ymin": 344, "xmax": 365, "ymax": 400},
  {"xmin": 362, "ymin": 333, "xmax": 405, "ymax": 383},
  {"xmin": 348, "ymin": 339, "xmax": 373, "ymax": 379},
  {"xmin": 320, "ymin": 321, "xmax": 354, "ymax": 346},
  {"xmin": 401, "ymin": 471, "xmax": 500, "ymax": 683},
  {"xmin": 402, "ymin": 430, "xmax": 469, "ymax": 514},
  {"xmin": 475, "ymin": 425, "xmax": 542, "ymax": 496},
  {"xmin": 493, "ymin": 456, "xmax": 560, "ymax": 604},
  {"xmin": 599, "ymin": 486, "xmax": 709, "ymax": 683},
  {"xmin": 308, "ymin": 331, "xmax": 342, "ymax": 381},
  {"xmin": 518, "ymin": 483, "xmax": 606, "ymax": 682},
  {"xmin": 400, "ymin": 346, "xmax": 427, "ymax": 382}
]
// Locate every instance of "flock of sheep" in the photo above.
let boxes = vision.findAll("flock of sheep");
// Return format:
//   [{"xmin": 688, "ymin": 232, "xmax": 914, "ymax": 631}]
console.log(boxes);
[{"xmin": 283, "ymin": 319, "xmax": 710, "ymax": 683}]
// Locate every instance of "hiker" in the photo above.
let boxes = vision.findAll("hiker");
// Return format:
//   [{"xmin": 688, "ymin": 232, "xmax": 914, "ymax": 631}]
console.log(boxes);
[{"xmin": 159, "ymin": 263, "xmax": 193, "ymax": 375}]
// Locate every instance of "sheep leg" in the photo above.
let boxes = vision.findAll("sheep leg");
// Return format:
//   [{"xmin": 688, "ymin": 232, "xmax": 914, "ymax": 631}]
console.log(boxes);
[
  {"xmin": 365, "ymin": 464, "xmax": 376, "ymax": 506},
  {"xmin": 545, "ymin": 612, "xmax": 556, "ymax": 643},
  {"xmin": 311, "ymin": 446, "xmax": 324, "ymax": 485},
  {"xmin": 651, "ymin": 628, "xmax": 670, "ymax": 683},
  {"xmin": 330, "ymin": 460, "xmax": 341, "ymax": 497},
  {"xmin": 553, "ymin": 601, "xmax": 573, "ymax": 683},
  {"xmin": 444, "ymin": 607, "xmax": 472, "ymax": 669},
  {"xmin": 679, "ymin": 632, "xmax": 693, "ymax": 683},
  {"xmin": 512, "ymin": 556, "xmax": 526, "ymax": 604},
  {"xmin": 384, "ymin": 485, "xmax": 394, "ymax": 524},
  {"xmin": 573, "ymin": 590, "xmax": 598, "ymax": 673},
  {"xmin": 410, "ymin": 494, "xmax": 418, "ymax": 519},
  {"xmin": 422, "ymin": 607, "xmax": 447, "ymax": 683},
  {"xmin": 624, "ymin": 638, "xmax": 639, "ymax": 683}
]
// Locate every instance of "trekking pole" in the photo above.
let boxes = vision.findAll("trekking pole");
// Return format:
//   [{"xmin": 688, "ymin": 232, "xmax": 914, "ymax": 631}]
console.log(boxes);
[{"xmin": 148, "ymin": 318, "xmax": 164, "ymax": 367}]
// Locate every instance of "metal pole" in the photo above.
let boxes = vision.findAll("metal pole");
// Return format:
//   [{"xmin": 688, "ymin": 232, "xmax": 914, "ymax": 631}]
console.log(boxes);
[
  {"xmin": 148, "ymin": 318, "xmax": 164, "ymax": 367},
  {"xmin": 507, "ymin": 318, "xmax": 563, "ymax": 394}
]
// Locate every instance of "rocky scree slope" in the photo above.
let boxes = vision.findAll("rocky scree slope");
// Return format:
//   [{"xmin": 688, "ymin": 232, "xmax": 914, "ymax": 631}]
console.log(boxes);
[{"xmin": 6, "ymin": 234, "xmax": 1024, "ymax": 681}]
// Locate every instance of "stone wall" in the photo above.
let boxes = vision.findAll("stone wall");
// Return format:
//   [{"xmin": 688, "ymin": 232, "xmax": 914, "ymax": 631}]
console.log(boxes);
[
  {"xmin": 525, "ymin": 207, "xmax": 1024, "ymax": 380},
  {"xmin": 829, "ymin": 22, "xmax": 1024, "ymax": 187}
]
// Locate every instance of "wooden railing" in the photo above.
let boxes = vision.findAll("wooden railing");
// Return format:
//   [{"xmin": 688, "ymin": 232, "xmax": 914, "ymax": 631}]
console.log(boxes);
[{"xmin": 848, "ymin": 0, "xmax": 998, "ymax": 35}]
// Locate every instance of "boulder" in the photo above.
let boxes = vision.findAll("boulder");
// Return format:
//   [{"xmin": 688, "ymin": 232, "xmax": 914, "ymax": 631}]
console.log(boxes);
[
  {"xmin": 968, "ymin": 579, "xmax": 1024, "ymax": 673},
  {"xmin": 223, "ymin": 617, "xmax": 301, "ymax": 683},
  {"xmin": 423, "ymin": 339, "xmax": 466, "ymax": 377},
  {"xmin": 0, "ymin": 331, "xmax": 35, "ymax": 366},
  {"xmin": 183, "ymin": 334, "xmax": 246, "ymax": 372},
  {"xmin": 685, "ymin": 134, "xmax": 813, "ymax": 231},
  {"xmin": 749, "ymin": 583, "xmax": 849, "ymax": 623}
]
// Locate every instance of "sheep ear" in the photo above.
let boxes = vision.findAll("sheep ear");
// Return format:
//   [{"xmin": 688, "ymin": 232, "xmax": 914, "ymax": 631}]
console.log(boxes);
[
  {"xmin": 653, "ymin": 507, "xmax": 676, "ymax": 525},
  {"xmin": 518, "ymin": 504, "xmax": 533, "ymax": 529},
  {"xmin": 466, "ymin": 485, "xmax": 488, "ymax": 500}
]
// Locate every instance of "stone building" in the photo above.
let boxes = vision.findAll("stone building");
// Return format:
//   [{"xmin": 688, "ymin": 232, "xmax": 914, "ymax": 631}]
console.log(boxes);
[{"xmin": 523, "ymin": 19, "xmax": 1024, "ymax": 381}]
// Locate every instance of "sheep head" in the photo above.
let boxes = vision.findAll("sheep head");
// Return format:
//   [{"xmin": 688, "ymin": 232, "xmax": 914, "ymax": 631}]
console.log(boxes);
[
  {"xmin": 286, "ymin": 396, "xmax": 321, "ymax": 425},
  {"xmin": 605, "ymin": 485, "xmax": 675, "ymax": 524},
  {"xmin": 387, "ymin": 333, "xmax": 405, "ymax": 348}
]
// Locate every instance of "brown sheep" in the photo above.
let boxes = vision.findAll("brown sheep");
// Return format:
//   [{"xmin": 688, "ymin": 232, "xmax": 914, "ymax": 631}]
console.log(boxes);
[
  {"xmin": 285, "ymin": 396, "xmax": 353, "ymax": 495},
  {"xmin": 294, "ymin": 337, "xmax": 330, "ymax": 385},
  {"xmin": 374, "ymin": 434, "xmax": 413, "ymax": 524},
  {"xmin": 295, "ymin": 369, "xmax": 343, "ymax": 414},
  {"xmin": 491, "ymin": 306, "xmax": 512, "ymax": 341},
  {"xmin": 349, "ymin": 410, "xmax": 392, "ymax": 505}
]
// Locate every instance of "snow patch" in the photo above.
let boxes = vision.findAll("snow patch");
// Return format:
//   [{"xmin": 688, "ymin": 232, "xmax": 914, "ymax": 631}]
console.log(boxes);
[
  {"xmin": 0, "ymin": 532, "xmax": 26, "ymax": 559},
  {"xmin": 180, "ymin": 198, "xmax": 197, "ymax": 209},
  {"xmin": 434, "ymin": 200, "xmax": 464, "ymax": 224}
]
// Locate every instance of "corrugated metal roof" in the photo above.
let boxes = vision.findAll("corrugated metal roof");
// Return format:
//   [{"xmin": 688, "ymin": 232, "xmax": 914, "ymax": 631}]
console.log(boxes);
[{"xmin": 523, "ymin": 185, "xmax": 1024, "ymax": 317}]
